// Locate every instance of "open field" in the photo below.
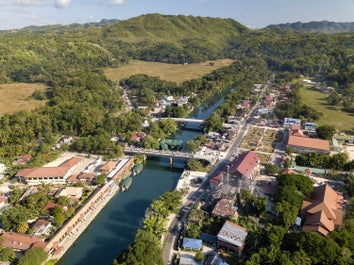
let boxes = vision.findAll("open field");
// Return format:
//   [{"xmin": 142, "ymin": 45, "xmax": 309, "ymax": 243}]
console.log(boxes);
[
  {"xmin": 299, "ymin": 86, "xmax": 354, "ymax": 133},
  {"xmin": 0, "ymin": 83, "xmax": 48, "ymax": 116},
  {"xmin": 104, "ymin": 59, "xmax": 235, "ymax": 84}
]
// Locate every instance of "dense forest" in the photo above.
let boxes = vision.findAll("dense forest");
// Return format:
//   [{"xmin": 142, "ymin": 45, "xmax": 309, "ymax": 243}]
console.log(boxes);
[{"xmin": 265, "ymin": 21, "xmax": 354, "ymax": 34}]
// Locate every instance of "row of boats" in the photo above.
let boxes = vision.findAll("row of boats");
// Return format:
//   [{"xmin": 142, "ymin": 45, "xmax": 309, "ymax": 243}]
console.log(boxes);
[{"xmin": 120, "ymin": 162, "xmax": 144, "ymax": 192}]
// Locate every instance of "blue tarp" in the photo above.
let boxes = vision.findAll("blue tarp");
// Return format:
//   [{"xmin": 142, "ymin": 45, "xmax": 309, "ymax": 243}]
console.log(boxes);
[{"xmin": 182, "ymin": 238, "xmax": 202, "ymax": 250}]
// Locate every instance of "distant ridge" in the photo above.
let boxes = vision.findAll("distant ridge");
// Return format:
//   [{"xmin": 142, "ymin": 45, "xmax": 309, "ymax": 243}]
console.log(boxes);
[
  {"xmin": 0, "ymin": 19, "xmax": 120, "ymax": 34},
  {"xmin": 265, "ymin": 20, "xmax": 354, "ymax": 34}
]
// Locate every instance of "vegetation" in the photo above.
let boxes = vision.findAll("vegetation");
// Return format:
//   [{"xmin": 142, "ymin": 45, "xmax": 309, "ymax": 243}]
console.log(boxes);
[
  {"xmin": 265, "ymin": 21, "xmax": 354, "ymax": 34},
  {"xmin": 274, "ymin": 174, "xmax": 314, "ymax": 228},
  {"xmin": 17, "ymin": 248, "xmax": 48, "ymax": 265}
]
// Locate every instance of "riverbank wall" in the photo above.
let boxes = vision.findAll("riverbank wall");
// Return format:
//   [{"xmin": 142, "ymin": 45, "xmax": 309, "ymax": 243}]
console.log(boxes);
[{"xmin": 46, "ymin": 157, "xmax": 134, "ymax": 261}]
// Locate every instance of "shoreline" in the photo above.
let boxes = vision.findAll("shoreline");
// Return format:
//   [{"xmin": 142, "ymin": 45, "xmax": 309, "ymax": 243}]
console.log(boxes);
[{"xmin": 50, "ymin": 183, "xmax": 120, "ymax": 262}]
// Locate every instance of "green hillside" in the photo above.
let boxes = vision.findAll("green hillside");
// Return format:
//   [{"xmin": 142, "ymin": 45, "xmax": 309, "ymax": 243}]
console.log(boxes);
[{"xmin": 265, "ymin": 20, "xmax": 354, "ymax": 34}]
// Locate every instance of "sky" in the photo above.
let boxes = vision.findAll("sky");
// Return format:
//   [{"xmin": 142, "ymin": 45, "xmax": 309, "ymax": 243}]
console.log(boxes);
[{"xmin": 0, "ymin": 0, "xmax": 354, "ymax": 30}]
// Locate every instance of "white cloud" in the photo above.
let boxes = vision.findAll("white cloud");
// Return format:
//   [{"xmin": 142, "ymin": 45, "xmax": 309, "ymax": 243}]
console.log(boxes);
[
  {"xmin": 55, "ymin": 0, "xmax": 71, "ymax": 8},
  {"xmin": 111, "ymin": 0, "xmax": 125, "ymax": 5},
  {"xmin": 16, "ymin": 0, "xmax": 43, "ymax": 5}
]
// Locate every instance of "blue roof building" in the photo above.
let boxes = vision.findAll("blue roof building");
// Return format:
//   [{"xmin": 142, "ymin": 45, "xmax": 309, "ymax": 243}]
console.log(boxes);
[{"xmin": 182, "ymin": 238, "xmax": 203, "ymax": 251}]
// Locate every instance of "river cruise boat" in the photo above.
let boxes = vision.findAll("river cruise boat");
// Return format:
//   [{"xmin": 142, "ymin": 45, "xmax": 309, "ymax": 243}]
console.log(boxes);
[
  {"xmin": 121, "ymin": 176, "xmax": 133, "ymax": 191},
  {"xmin": 132, "ymin": 163, "xmax": 143, "ymax": 175}
]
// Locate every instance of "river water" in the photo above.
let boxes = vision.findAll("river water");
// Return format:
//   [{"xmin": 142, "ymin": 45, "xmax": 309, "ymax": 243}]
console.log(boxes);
[{"xmin": 58, "ymin": 96, "xmax": 224, "ymax": 265}]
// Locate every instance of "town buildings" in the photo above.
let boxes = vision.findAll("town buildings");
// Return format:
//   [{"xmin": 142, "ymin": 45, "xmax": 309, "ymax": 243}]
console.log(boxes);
[
  {"xmin": 300, "ymin": 184, "xmax": 344, "ymax": 236},
  {"xmin": 217, "ymin": 221, "xmax": 248, "ymax": 253}
]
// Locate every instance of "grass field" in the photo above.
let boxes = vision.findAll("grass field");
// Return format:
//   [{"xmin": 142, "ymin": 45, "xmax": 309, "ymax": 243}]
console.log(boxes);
[
  {"xmin": 299, "ymin": 86, "xmax": 354, "ymax": 133},
  {"xmin": 0, "ymin": 83, "xmax": 48, "ymax": 116},
  {"xmin": 104, "ymin": 59, "xmax": 235, "ymax": 84}
]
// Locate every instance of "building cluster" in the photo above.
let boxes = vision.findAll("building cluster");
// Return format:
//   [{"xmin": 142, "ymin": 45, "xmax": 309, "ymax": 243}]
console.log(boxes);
[{"xmin": 0, "ymin": 155, "xmax": 135, "ymax": 257}]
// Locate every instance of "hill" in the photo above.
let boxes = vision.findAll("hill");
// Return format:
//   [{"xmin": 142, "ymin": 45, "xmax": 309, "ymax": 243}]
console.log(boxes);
[{"xmin": 265, "ymin": 20, "xmax": 354, "ymax": 34}]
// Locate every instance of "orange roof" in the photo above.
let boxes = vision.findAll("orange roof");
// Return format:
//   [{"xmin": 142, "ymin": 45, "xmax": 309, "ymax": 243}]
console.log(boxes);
[
  {"xmin": 230, "ymin": 151, "xmax": 260, "ymax": 178},
  {"xmin": 16, "ymin": 167, "xmax": 70, "ymax": 179},
  {"xmin": 301, "ymin": 184, "xmax": 343, "ymax": 236},
  {"xmin": 101, "ymin": 161, "xmax": 117, "ymax": 172},
  {"xmin": 60, "ymin": 157, "xmax": 83, "ymax": 168},
  {"xmin": 1, "ymin": 232, "xmax": 45, "ymax": 251},
  {"xmin": 287, "ymin": 136, "xmax": 330, "ymax": 152}
]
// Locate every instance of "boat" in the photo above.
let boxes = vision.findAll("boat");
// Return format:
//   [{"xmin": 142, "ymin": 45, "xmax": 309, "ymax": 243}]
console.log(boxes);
[
  {"xmin": 132, "ymin": 163, "xmax": 143, "ymax": 175},
  {"xmin": 120, "ymin": 177, "xmax": 133, "ymax": 191}
]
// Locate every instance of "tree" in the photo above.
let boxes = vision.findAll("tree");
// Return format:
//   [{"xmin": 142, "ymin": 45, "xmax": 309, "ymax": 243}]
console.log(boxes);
[
  {"xmin": 265, "ymin": 163, "xmax": 279, "ymax": 175},
  {"xmin": 204, "ymin": 112, "xmax": 223, "ymax": 132},
  {"xmin": 186, "ymin": 159, "xmax": 204, "ymax": 171},
  {"xmin": 93, "ymin": 174, "xmax": 106, "ymax": 185},
  {"xmin": 17, "ymin": 248, "xmax": 48, "ymax": 265},
  {"xmin": 316, "ymin": 125, "xmax": 335, "ymax": 140},
  {"xmin": 0, "ymin": 247, "xmax": 16, "ymax": 262},
  {"xmin": 195, "ymin": 251, "xmax": 204, "ymax": 262},
  {"xmin": 53, "ymin": 206, "xmax": 65, "ymax": 226},
  {"xmin": 114, "ymin": 230, "xmax": 163, "ymax": 265}
]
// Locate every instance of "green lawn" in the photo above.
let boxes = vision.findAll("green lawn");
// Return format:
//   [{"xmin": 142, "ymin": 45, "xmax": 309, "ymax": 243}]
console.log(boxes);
[{"xmin": 299, "ymin": 86, "xmax": 354, "ymax": 134}]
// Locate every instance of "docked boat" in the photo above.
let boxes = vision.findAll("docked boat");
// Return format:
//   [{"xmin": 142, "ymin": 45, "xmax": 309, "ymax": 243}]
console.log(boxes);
[
  {"xmin": 121, "ymin": 177, "xmax": 133, "ymax": 191},
  {"xmin": 132, "ymin": 163, "xmax": 143, "ymax": 175}
]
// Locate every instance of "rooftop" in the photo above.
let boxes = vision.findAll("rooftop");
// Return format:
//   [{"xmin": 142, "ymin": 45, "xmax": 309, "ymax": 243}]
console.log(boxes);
[
  {"xmin": 230, "ymin": 151, "xmax": 260, "ymax": 178},
  {"xmin": 217, "ymin": 221, "xmax": 248, "ymax": 247},
  {"xmin": 287, "ymin": 136, "xmax": 330, "ymax": 152}
]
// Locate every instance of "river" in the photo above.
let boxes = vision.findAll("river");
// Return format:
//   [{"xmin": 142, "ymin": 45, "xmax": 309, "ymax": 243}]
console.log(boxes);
[{"xmin": 58, "ymin": 96, "xmax": 224, "ymax": 265}]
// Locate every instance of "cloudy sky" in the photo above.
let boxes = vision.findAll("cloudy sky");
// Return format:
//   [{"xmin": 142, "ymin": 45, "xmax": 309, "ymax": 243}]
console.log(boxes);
[{"xmin": 1, "ymin": 0, "xmax": 354, "ymax": 30}]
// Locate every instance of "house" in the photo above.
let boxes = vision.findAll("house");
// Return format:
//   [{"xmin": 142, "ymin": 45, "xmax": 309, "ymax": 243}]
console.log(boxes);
[
  {"xmin": 182, "ymin": 238, "xmax": 203, "ymax": 251},
  {"xmin": 0, "ymin": 196, "xmax": 5, "ymax": 208},
  {"xmin": 77, "ymin": 172, "xmax": 95, "ymax": 183},
  {"xmin": 290, "ymin": 124, "xmax": 306, "ymax": 137},
  {"xmin": 230, "ymin": 151, "xmax": 260, "ymax": 181},
  {"xmin": 45, "ymin": 202, "xmax": 66, "ymax": 214},
  {"xmin": 32, "ymin": 219, "xmax": 52, "ymax": 236},
  {"xmin": 179, "ymin": 254, "xmax": 203, "ymax": 265},
  {"xmin": 300, "ymin": 184, "xmax": 343, "ymax": 236},
  {"xmin": 14, "ymin": 154, "xmax": 31, "ymax": 165},
  {"xmin": 283, "ymin": 117, "xmax": 301, "ymax": 129},
  {"xmin": 287, "ymin": 136, "xmax": 330, "ymax": 154},
  {"xmin": 130, "ymin": 132, "xmax": 146, "ymax": 142},
  {"xmin": 0, "ymin": 232, "xmax": 46, "ymax": 251},
  {"xmin": 57, "ymin": 187, "xmax": 83, "ymax": 201},
  {"xmin": 212, "ymin": 199, "xmax": 238, "ymax": 219},
  {"xmin": 205, "ymin": 251, "xmax": 229, "ymax": 265},
  {"xmin": 59, "ymin": 135, "xmax": 73, "ymax": 144},
  {"xmin": 217, "ymin": 220, "xmax": 248, "ymax": 253},
  {"xmin": 304, "ymin": 122, "xmax": 317, "ymax": 132},
  {"xmin": 16, "ymin": 157, "xmax": 83, "ymax": 185},
  {"xmin": 100, "ymin": 161, "xmax": 117, "ymax": 174},
  {"xmin": 209, "ymin": 172, "xmax": 223, "ymax": 191}
]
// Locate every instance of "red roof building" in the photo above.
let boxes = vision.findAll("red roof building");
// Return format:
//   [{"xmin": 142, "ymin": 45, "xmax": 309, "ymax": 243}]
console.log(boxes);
[
  {"xmin": 16, "ymin": 157, "xmax": 83, "ymax": 185},
  {"xmin": 100, "ymin": 161, "xmax": 117, "ymax": 174},
  {"xmin": 209, "ymin": 171, "xmax": 223, "ymax": 191},
  {"xmin": 230, "ymin": 151, "xmax": 260, "ymax": 180},
  {"xmin": 0, "ymin": 232, "xmax": 46, "ymax": 251},
  {"xmin": 300, "ymin": 184, "xmax": 343, "ymax": 236},
  {"xmin": 287, "ymin": 136, "xmax": 330, "ymax": 154}
]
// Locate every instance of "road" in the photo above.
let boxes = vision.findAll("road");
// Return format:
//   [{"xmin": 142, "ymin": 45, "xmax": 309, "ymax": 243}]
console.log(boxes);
[{"xmin": 162, "ymin": 87, "xmax": 266, "ymax": 264}]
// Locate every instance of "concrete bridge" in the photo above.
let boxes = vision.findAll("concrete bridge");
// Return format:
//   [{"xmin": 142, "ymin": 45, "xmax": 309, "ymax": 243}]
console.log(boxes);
[
  {"xmin": 152, "ymin": 117, "xmax": 233, "ymax": 128},
  {"xmin": 123, "ymin": 146, "xmax": 218, "ymax": 164}
]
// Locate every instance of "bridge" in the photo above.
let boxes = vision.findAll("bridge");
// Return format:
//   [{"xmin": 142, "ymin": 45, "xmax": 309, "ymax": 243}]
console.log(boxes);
[
  {"xmin": 152, "ymin": 117, "xmax": 233, "ymax": 128},
  {"xmin": 124, "ymin": 146, "xmax": 219, "ymax": 164}
]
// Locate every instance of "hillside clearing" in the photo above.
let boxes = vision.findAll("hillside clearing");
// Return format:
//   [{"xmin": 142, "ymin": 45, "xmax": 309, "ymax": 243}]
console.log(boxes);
[
  {"xmin": 0, "ymin": 83, "xmax": 48, "ymax": 116},
  {"xmin": 104, "ymin": 59, "xmax": 235, "ymax": 84},
  {"xmin": 299, "ymin": 86, "xmax": 354, "ymax": 133}
]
